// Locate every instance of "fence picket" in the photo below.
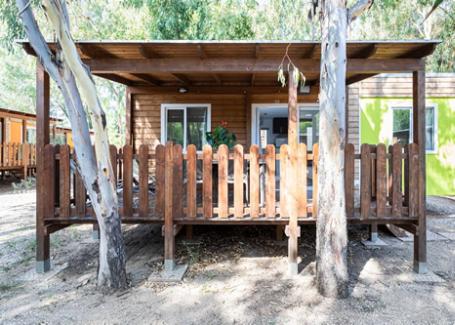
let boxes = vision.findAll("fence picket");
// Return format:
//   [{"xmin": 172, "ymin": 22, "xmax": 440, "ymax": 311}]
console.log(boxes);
[
  {"xmin": 155, "ymin": 145, "xmax": 165, "ymax": 218},
  {"xmin": 392, "ymin": 143, "xmax": 402, "ymax": 217},
  {"xmin": 139, "ymin": 144, "xmax": 149, "ymax": 218},
  {"xmin": 203, "ymin": 145, "xmax": 213, "ymax": 219},
  {"xmin": 408, "ymin": 143, "xmax": 419, "ymax": 217},
  {"xmin": 109, "ymin": 145, "xmax": 117, "ymax": 184},
  {"xmin": 376, "ymin": 144, "xmax": 387, "ymax": 218},
  {"xmin": 122, "ymin": 144, "xmax": 133, "ymax": 218},
  {"xmin": 59, "ymin": 145, "xmax": 71, "ymax": 218},
  {"xmin": 265, "ymin": 144, "xmax": 276, "ymax": 218},
  {"xmin": 187, "ymin": 144, "xmax": 197, "ymax": 219},
  {"xmin": 249, "ymin": 145, "xmax": 260, "ymax": 218},
  {"xmin": 279, "ymin": 144, "xmax": 288, "ymax": 218},
  {"xmin": 44, "ymin": 145, "xmax": 55, "ymax": 219},
  {"xmin": 218, "ymin": 145, "xmax": 229, "ymax": 218},
  {"xmin": 360, "ymin": 144, "xmax": 371, "ymax": 219},
  {"xmin": 234, "ymin": 145, "xmax": 244, "ymax": 218},
  {"xmin": 297, "ymin": 143, "xmax": 307, "ymax": 217},
  {"xmin": 173, "ymin": 145, "xmax": 183, "ymax": 219}
]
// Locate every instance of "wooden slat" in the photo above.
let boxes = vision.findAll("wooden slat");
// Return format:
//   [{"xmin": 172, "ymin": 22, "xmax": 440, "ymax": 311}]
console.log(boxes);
[
  {"xmin": 249, "ymin": 145, "xmax": 260, "ymax": 218},
  {"xmin": 75, "ymin": 157, "xmax": 86, "ymax": 218},
  {"xmin": 403, "ymin": 145, "xmax": 409, "ymax": 207},
  {"xmin": 109, "ymin": 145, "xmax": 117, "ymax": 184},
  {"xmin": 217, "ymin": 144, "xmax": 229, "ymax": 218},
  {"xmin": 155, "ymin": 145, "xmax": 165, "ymax": 218},
  {"xmin": 360, "ymin": 144, "xmax": 371, "ymax": 219},
  {"xmin": 312, "ymin": 143, "xmax": 319, "ymax": 217},
  {"xmin": 173, "ymin": 144, "xmax": 183, "ymax": 219},
  {"xmin": 265, "ymin": 144, "xmax": 276, "ymax": 218},
  {"xmin": 388, "ymin": 145, "xmax": 393, "ymax": 207},
  {"xmin": 203, "ymin": 145, "xmax": 213, "ymax": 219},
  {"xmin": 59, "ymin": 145, "xmax": 71, "ymax": 218},
  {"xmin": 43, "ymin": 145, "xmax": 55, "ymax": 219},
  {"xmin": 297, "ymin": 143, "xmax": 307, "ymax": 217},
  {"xmin": 233, "ymin": 144, "xmax": 244, "ymax": 218},
  {"xmin": 122, "ymin": 144, "xmax": 133, "ymax": 218},
  {"xmin": 376, "ymin": 144, "xmax": 387, "ymax": 218},
  {"xmin": 392, "ymin": 143, "xmax": 402, "ymax": 217},
  {"xmin": 279, "ymin": 144, "xmax": 288, "ymax": 217},
  {"xmin": 138, "ymin": 144, "xmax": 149, "ymax": 218},
  {"xmin": 408, "ymin": 143, "xmax": 419, "ymax": 217},
  {"xmin": 186, "ymin": 144, "xmax": 197, "ymax": 219},
  {"xmin": 164, "ymin": 142, "xmax": 174, "ymax": 262},
  {"xmin": 344, "ymin": 143, "xmax": 355, "ymax": 217}
]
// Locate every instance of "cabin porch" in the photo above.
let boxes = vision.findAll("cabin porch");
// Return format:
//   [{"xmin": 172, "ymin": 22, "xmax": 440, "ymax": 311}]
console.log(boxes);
[{"xmin": 22, "ymin": 40, "xmax": 436, "ymax": 274}]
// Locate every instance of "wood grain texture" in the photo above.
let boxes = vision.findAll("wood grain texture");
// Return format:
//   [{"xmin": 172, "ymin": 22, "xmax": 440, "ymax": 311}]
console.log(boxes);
[
  {"xmin": 122, "ymin": 144, "xmax": 133, "ymax": 218},
  {"xmin": 203, "ymin": 145, "xmax": 213, "ymax": 219},
  {"xmin": 59, "ymin": 145, "xmax": 71, "ymax": 218},
  {"xmin": 312, "ymin": 143, "xmax": 319, "ymax": 218},
  {"xmin": 217, "ymin": 144, "xmax": 229, "ymax": 218},
  {"xmin": 186, "ymin": 144, "xmax": 197, "ymax": 219},
  {"xmin": 297, "ymin": 143, "xmax": 307, "ymax": 218},
  {"xmin": 376, "ymin": 144, "xmax": 387, "ymax": 218},
  {"xmin": 279, "ymin": 144, "xmax": 288, "ymax": 218},
  {"xmin": 249, "ymin": 145, "xmax": 260, "ymax": 218},
  {"xmin": 155, "ymin": 145, "xmax": 165, "ymax": 218},
  {"xmin": 360, "ymin": 144, "xmax": 371, "ymax": 219},
  {"xmin": 233, "ymin": 144, "xmax": 244, "ymax": 218},
  {"xmin": 265, "ymin": 144, "xmax": 276, "ymax": 218},
  {"xmin": 139, "ymin": 144, "xmax": 149, "ymax": 218},
  {"xmin": 173, "ymin": 144, "xmax": 183, "ymax": 219},
  {"xmin": 344, "ymin": 143, "xmax": 355, "ymax": 217},
  {"xmin": 392, "ymin": 143, "xmax": 402, "ymax": 217}
]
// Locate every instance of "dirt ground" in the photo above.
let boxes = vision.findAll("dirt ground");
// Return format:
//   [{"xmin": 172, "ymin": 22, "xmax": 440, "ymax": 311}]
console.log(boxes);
[{"xmin": 1, "ymin": 180, "xmax": 455, "ymax": 325}]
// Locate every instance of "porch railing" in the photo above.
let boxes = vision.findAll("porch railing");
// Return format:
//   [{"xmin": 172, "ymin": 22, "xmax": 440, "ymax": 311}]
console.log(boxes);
[
  {"xmin": 0, "ymin": 143, "xmax": 36, "ymax": 169},
  {"xmin": 42, "ymin": 142, "xmax": 420, "ymax": 223}
]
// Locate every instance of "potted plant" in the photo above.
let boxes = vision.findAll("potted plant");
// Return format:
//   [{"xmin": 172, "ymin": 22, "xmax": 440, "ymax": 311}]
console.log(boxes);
[{"xmin": 205, "ymin": 121, "xmax": 236, "ymax": 149}]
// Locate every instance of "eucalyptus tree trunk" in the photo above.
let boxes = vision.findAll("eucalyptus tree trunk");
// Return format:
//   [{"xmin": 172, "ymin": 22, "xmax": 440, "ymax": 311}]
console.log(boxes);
[
  {"xmin": 316, "ymin": 0, "xmax": 372, "ymax": 298},
  {"xmin": 17, "ymin": 0, "xmax": 127, "ymax": 289}
]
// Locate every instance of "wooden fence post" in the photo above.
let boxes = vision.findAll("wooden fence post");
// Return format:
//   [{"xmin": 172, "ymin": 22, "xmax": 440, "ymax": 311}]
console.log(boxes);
[{"xmin": 164, "ymin": 142, "xmax": 175, "ymax": 271}]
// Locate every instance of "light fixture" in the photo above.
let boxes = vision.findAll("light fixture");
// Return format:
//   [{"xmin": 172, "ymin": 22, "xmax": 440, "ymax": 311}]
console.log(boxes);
[{"xmin": 178, "ymin": 87, "xmax": 188, "ymax": 93}]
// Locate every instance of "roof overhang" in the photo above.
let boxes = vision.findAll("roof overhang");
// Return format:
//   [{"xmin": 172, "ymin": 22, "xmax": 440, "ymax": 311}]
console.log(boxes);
[{"xmin": 19, "ymin": 40, "xmax": 440, "ymax": 88}]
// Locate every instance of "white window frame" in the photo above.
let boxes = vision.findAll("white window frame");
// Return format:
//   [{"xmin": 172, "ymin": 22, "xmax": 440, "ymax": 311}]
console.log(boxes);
[
  {"xmin": 251, "ymin": 103, "xmax": 319, "ymax": 147},
  {"xmin": 160, "ymin": 103, "xmax": 211, "ymax": 151},
  {"xmin": 389, "ymin": 104, "xmax": 438, "ymax": 154}
]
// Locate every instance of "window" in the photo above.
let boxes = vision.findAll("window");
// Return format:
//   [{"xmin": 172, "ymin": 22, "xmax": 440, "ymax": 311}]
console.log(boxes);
[
  {"xmin": 391, "ymin": 106, "xmax": 437, "ymax": 152},
  {"xmin": 299, "ymin": 108, "xmax": 319, "ymax": 149},
  {"xmin": 162, "ymin": 105, "xmax": 210, "ymax": 150},
  {"xmin": 26, "ymin": 127, "xmax": 36, "ymax": 144}
]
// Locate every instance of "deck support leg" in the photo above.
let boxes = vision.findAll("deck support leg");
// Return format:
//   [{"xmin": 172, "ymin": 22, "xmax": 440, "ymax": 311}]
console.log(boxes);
[
  {"xmin": 92, "ymin": 223, "xmax": 100, "ymax": 240},
  {"xmin": 36, "ymin": 63, "xmax": 51, "ymax": 273},
  {"xmin": 185, "ymin": 225, "xmax": 193, "ymax": 240},
  {"xmin": 369, "ymin": 223, "xmax": 378, "ymax": 242},
  {"xmin": 412, "ymin": 70, "xmax": 427, "ymax": 274}
]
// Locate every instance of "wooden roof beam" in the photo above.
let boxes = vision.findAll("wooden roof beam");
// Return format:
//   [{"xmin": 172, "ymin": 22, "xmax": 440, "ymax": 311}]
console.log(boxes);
[
  {"xmin": 397, "ymin": 43, "xmax": 437, "ymax": 59},
  {"xmin": 93, "ymin": 73, "xmax": 133, "ymax": 86},
  {"xmin": 139, "ymin": 45, "xmax": 161, "ymax": 59},
  {"xmin": 79, "ymin": 44, "xmax": 118, "ymax": 59},
  {"xmin": 130, "ymin": 73, "xmax": 161, "ymax": 86},
  {"xmin": 172, "ymin": 73, "xmax": 191, "ymax": 84},
  {"xmin": 255, "ymin": 44, "xmax": 260, "ymax": 59},
  {"xmin": 303, "ymin": 44, "xmax": 318, "ymax": 59},
  {"xmin": 85, "ymin": 58, "xmax": 425, "ymax": 74},
  {"xmin": 251, "ymin": 73, "xmax": 255, "ymax": 86},
  {"xmin": 350, "ymin": 44, "xmax": 377, "ymax": 59},
  {"xmin": 213, "ymin": 74, "xmax": 222, "ymax": 84},
  {"xmin": 198, "ymin": 45, "xmax": 207, "ymax": 59},
  {"xmin": 346, "ymin": 73, "xmax": 377, "ymax": 85}
]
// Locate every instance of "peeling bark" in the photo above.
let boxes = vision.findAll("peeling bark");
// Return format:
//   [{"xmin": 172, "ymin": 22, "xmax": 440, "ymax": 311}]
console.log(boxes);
[
  {"xmin": 316, "ymin": 0, "xmax": 372, "ymax": 298},
  {"xmin": 17, "ymin": 0, "xmax": 127, "ymax": 289}
]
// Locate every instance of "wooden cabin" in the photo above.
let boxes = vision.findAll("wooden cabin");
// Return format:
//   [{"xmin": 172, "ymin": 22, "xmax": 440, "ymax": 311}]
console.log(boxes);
[
  {"xmin": 0, "ymin": 107, "xmax": 73, "ymax": 178},
  {"xmin": 21, "ymin": 40, "xmax": 438, "ymax": 274}
]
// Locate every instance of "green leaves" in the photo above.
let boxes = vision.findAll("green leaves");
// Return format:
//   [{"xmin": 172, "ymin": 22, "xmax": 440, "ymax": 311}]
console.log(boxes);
[{"xmin": 206, "ymin": 123, "xmax": 237, "ymax": 149}]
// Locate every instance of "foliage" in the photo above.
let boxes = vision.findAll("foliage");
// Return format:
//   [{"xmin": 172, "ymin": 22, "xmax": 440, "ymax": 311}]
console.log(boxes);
[{"xmin": 206, "ymin": 122, "xmax": 236, "ymax": 149}]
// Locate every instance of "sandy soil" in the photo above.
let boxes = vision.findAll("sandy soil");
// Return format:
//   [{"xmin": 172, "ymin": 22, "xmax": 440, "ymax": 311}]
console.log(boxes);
[{"xmin": 1, "ymin": 181, "xmax": 455, "ymax": 324}]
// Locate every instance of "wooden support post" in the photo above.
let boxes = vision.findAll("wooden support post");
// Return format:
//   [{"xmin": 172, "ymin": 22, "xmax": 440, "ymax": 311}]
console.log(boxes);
[
  {"xmin": 164, "ymin": 142, "xmax": 175, "ymax": 271},
  {"xmin": 412, "ymin": 69, "xmax": 427, "ymax": 274},
  {"xmin": 36, "ymin": 62, "xmax": 50, "ymax": 273},
  {"xmin": 125, "ymin": 88, "xmax": 133, "ymax": 147},
  {"xmin": 286, "ymin": 68, "xmax": 300, "ymax": 275}
]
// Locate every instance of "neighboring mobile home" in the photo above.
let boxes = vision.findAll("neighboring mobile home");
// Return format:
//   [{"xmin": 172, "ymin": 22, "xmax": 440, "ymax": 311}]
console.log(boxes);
[
  {"xmin": 21, "ymin": 40, "xmax": 437, "ymax": 274},
  {"xmin": 349, "ymin": 73, "xmax": 455, "ymax": 196},
  {"xmin": 0, "ymin": 107, "xmax": 74, "ymax": 178}
]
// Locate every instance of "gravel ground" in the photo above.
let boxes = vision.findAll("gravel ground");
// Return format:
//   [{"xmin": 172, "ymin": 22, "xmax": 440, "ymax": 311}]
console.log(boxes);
[{"xmin": 1, "ymin": 180, "xmax": 455, "ymax": 324}]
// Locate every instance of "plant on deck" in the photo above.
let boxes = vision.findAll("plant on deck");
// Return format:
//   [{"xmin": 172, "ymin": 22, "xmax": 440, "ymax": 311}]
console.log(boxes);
[{"xmin": 205, "ymin": 121, "xmax": 236, "ymax": 149}]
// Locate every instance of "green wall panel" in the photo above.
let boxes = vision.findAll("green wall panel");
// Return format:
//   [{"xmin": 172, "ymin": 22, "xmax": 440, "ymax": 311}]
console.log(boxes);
[{"xmin": 360, "ymin": 97, "xmax": 455, "ymax": 196}]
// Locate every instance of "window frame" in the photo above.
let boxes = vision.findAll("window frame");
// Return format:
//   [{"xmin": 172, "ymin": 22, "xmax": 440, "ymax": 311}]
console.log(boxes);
[
  {"xmin": 390, "ymin": 104, "xmax": 438, "ymax": 154},
  {"xmin": 160, "ymin": 103, "xmax": 211, "ymax": 151}
]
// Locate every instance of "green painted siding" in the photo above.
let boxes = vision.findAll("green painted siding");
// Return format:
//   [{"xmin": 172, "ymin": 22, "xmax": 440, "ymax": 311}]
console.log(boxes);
[{"xmin": 360, "ymin": 97, "xmax": 455, "ymax": 196}]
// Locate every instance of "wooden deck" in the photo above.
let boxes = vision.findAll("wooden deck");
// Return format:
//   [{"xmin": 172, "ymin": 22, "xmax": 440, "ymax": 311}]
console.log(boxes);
[{"xmin": 41, "ymin": 142, "xmax": 420, "ymax": 232}]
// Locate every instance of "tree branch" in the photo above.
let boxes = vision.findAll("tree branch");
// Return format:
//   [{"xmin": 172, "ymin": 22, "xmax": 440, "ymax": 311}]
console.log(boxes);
[{"xmin": 347, "ymin": 0, "xmax": 374, "ymax": 23}]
